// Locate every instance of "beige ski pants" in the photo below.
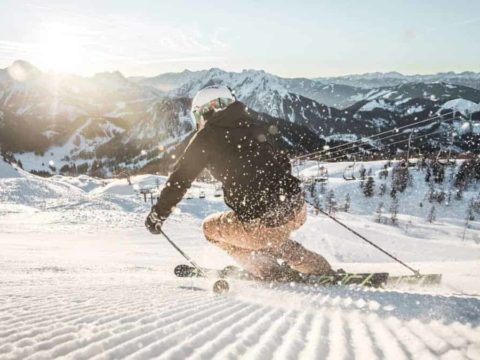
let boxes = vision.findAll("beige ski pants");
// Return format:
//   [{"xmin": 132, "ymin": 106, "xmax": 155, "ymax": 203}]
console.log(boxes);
[{"xmin": 202, "ymin": 204, "xmax": 332, "ymax": 278}]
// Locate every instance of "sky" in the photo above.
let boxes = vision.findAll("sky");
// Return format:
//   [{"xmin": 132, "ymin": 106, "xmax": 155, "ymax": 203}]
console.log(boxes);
[{"xmin": 0, "ymin": 0, "xmax": 479, "ymax": 78}]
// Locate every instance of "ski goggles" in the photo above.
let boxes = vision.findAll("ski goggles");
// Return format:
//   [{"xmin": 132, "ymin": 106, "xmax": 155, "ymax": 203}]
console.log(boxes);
[{"xmin": 191, "ymin": 97, "xmax": 235, "ymax": 130}]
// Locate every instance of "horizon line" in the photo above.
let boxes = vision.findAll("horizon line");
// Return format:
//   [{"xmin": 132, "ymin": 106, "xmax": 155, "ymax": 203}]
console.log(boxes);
[{"xmin": 2, "ymin": 58, "xmax": 480, "ymax": 81}]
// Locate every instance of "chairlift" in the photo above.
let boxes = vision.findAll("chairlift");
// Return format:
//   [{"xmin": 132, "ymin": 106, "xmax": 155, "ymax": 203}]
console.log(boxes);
[
  {"xmin": 315, "ymin": 163, "xmax": 329, "ymax": 183},
  {"xmin": 436, "ymin": 150, "xmax": 455, "ymax": 167},
  {"xmin": 199, "ymin": 190, "xmax": 206, "ymax": 199},
  {"xmin": 343, "ymin": 161, "xmax": 356, "ymax": 181},
  {"xmin": 214, "ymin": 183, "xmax": 223, "ymax": 197}
]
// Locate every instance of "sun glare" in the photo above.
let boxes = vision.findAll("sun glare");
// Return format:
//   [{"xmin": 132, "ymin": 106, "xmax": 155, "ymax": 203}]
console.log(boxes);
[{"xmin": 34, "ymin": 23, "xmax": 84, "ymax": 74}]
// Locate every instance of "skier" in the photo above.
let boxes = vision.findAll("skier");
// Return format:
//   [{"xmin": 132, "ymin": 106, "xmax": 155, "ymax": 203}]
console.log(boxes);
[{"xmin": 145, "ymin": 85, "xmax": 332, "ymax": 279}]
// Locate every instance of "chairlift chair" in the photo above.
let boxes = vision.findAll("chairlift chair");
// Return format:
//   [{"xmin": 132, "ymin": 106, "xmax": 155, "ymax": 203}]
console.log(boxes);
[
  {"xmin": 214, "ymin": 183, "xmax": 223, "ymax": 197},
  {"xmin": 315, "ymin": 163, "xmax": 329, "ymax": 183},
  {"xmin": 343, "ymin": 161, "xmax": 356, "ymax": 181},
  {"xmin": 436, "ymin": 150, "xmax": 455, "ymax": 167}
]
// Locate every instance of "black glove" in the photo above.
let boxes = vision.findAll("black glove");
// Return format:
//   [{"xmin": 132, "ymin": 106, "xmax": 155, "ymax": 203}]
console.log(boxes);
[{"xmin": 145, "ymin": 207, "xmax": 166, "ymax": 235}]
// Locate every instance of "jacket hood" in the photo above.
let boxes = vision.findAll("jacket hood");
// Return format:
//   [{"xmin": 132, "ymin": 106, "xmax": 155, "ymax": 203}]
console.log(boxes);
[{"xmin": 206, "ymin": 101, "xmax": 252, "ymax": 129}]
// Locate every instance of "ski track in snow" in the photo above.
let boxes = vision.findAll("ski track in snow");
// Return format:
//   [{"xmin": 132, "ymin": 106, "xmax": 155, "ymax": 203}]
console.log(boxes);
[
  {"xmin": 0, "ymin": 274, "xmax": 479, "ymax": 360},
  {"xmin": 1, "ymin": 159, "xmax": 480, "ymax": 359}
]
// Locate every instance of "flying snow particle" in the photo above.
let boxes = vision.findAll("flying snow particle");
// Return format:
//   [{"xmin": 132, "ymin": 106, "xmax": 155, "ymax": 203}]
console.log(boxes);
[
  {"xmin": 158, "ymin": 145, "xmax": 165, "ymax": 152},
  {"xmin": 461, "ymin": 122, "xmax": 471, "ymax": 132},
  {"xmin": 141, "ymin": 150, "xmax": 147, "ymax": 156},
  {"xmin": 48, "ymin": 160, "xmax": 55, "ymax": 167},
  {"xmin": 323, "ymin": 145, "xmax": 330, "ymax": 150},
  {"xmin": 268, "ymin": 125, "xmax": 279, "ymax": 135},
  {"xmin": 171, "ymin": 154, "xmax": 176, "ymax": 159},
  {"xmin": 257, "ymin": 134, "xmax": 267, "ymax": 142},
  {"xmin": 279, "ymin": 195, "xmax": 286, "ymax": 202}
]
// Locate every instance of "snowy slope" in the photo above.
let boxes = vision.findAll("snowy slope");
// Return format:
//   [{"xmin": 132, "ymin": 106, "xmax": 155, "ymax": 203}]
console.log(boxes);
[
  {"xmin": 0, "ymin": 158, "xmax": 22, "ymax": 178},
  {"xmin": 440, "ymin": 98, "xmax": 480, "ymax": 114},
  {"xmin": 0, "ymin": 161, "xmax": 479, "ymax": 359}
]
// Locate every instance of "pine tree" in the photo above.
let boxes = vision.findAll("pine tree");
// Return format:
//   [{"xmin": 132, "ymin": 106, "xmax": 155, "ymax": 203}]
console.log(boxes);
[
  {"xmin": 463, "ymin": 200, "xmax": 475, "ymax": 240},
  {"xmin": 359, "ymin": 180, "xmax": 364, "ymax": 190},
  {"xmin": 446, "ymin": 191, "xmax": 452, "ymax": 206},
  {"xmin": 319, "ymin": 182, "xmax": 326, "ymax": 194},
  {"xmin": 390, "ymin": 198, "xmax": 399, "ymax": 225},
  {"xmin": 425, "ymin": 167, "xmax": 432, "ymax": 183},
  {"xmin": 467, "ymin": 199, "xmax": 475, "ymax": 221},
  {"xmin": 379, "ymin": 163, "xmax": 389, "ymax": 179},
  {"xmin": 427, "ymin": 181, "xmax": 435, "ymax": 203},
  {"xmin": 427, "ymin": 205, "xmax": 436, "ymax": 223},
  {"xmin": 473, "ymin": 196, "xmax": 480, "ymax": 214},
  {"xmin": 343, "ymin": 193, "xmax": 351, "ymax": 212},
  {"xmin": 379, "ymin": 183, "xmax": 386, "ymax": 196},
  {"xmin": 325, "ymin": 190, "xmax": 337, "ymax": 216},
  {"xmin": 375, "ymin": 202, "xmax": 384, "ymax": 223},
  {"xmin": 359, "ymin": 165, "xmax": 366, "ymax": 180},
  {"xmin": 390, "ymin": 187, "xmax": 397, "ymax": 199},
  {"xmin": 392, "ymin": 163, "xmax": 409, "ymax": 192},
  {"xmin": 432, "ymin": 162, "xmax": 445, "ymax": 184},
  {"xmin": 313, "ymin": 195, "xmax": 322, "ymax": 215},
  {"xmin": 363, "ymin": 176, "xmax": 375, "ymax": 197},
  {"xmin": 456, "ymin": 188, "xmax": 463, "ymax": 200}
]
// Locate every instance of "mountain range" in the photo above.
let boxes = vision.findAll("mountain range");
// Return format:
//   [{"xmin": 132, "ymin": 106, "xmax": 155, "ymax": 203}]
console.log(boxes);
[{"xmin": 0, "ymin": 60, "xmax": 479, "ymax": 177}]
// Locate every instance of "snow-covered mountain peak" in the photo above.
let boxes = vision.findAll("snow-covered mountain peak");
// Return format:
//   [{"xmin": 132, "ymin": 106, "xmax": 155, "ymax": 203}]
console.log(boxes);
[
  {"xmin": 5, "ymin": 60, "xmax": 42, "ymax": 82},
  {"xmin": 93, "ymin": 71, "xmax": 129, "ymax": 88},
  {"xmin": 440, "ymin": 98, "xmax": 480, "ymax": 114}
]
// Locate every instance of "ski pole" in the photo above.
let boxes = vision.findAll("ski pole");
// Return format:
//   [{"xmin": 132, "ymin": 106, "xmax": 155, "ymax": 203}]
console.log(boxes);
[
  {"xmin": 306, "ymin": 199, "xmax": 420, "ymax": 276},
  {"xmin": 159, "ymin": 229, "xmax": 206, "ymax": 276}
]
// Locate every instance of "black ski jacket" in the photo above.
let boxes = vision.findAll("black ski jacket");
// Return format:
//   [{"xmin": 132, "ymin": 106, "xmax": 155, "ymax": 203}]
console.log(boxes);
[{"xmin": 154, "ymin": 101, "xmax": 302, "ymax": 225}]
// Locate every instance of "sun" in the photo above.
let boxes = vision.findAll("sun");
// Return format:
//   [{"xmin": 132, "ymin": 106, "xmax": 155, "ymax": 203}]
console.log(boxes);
[{"xmin": 34, "ymin": 22, "xmax": 84, "ymax": 74}]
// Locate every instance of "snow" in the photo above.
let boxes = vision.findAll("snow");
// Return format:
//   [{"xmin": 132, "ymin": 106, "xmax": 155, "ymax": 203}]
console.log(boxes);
[
  {"xmin": 359, "ymin": 99, "xmax": 394, "ymax": 112},
  {"xmin": 406, "ymin": 105, "xmax": 424, "ymax": 114},
  {"xmin": 0, "ymin": 162, "xmax": 479, "ymax": 359},
  {"xmin": 440, "ymin": 98, "xmax": 480, "ymax": 114},
  {"xmin": 15, "ymin": 117, "xmax": 127, "ymax": 174},
  {"xmin": 0, "ymin": 158, "xmax": 23, "ymax": 178}
]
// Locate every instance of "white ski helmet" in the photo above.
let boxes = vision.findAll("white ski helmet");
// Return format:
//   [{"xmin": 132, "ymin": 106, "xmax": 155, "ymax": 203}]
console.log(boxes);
[{"xmin": 191, "ymin": 85, "xmax": 236, "ymax": 130}]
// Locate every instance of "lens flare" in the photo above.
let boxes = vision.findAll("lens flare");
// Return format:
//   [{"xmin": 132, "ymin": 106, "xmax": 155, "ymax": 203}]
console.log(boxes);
[{"xmin": 34, "ymin": 23, "xmax": 84, "ymax": 73}]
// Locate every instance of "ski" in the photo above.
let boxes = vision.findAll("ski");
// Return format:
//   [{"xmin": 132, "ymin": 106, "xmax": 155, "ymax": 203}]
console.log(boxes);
[
  {"xmin": 387, "ymin": 273, "xmax": 442, "ymax": 286},
  {"xmin": 174, "ymin": 264, "xmax": 389, "ymax": 288}
]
